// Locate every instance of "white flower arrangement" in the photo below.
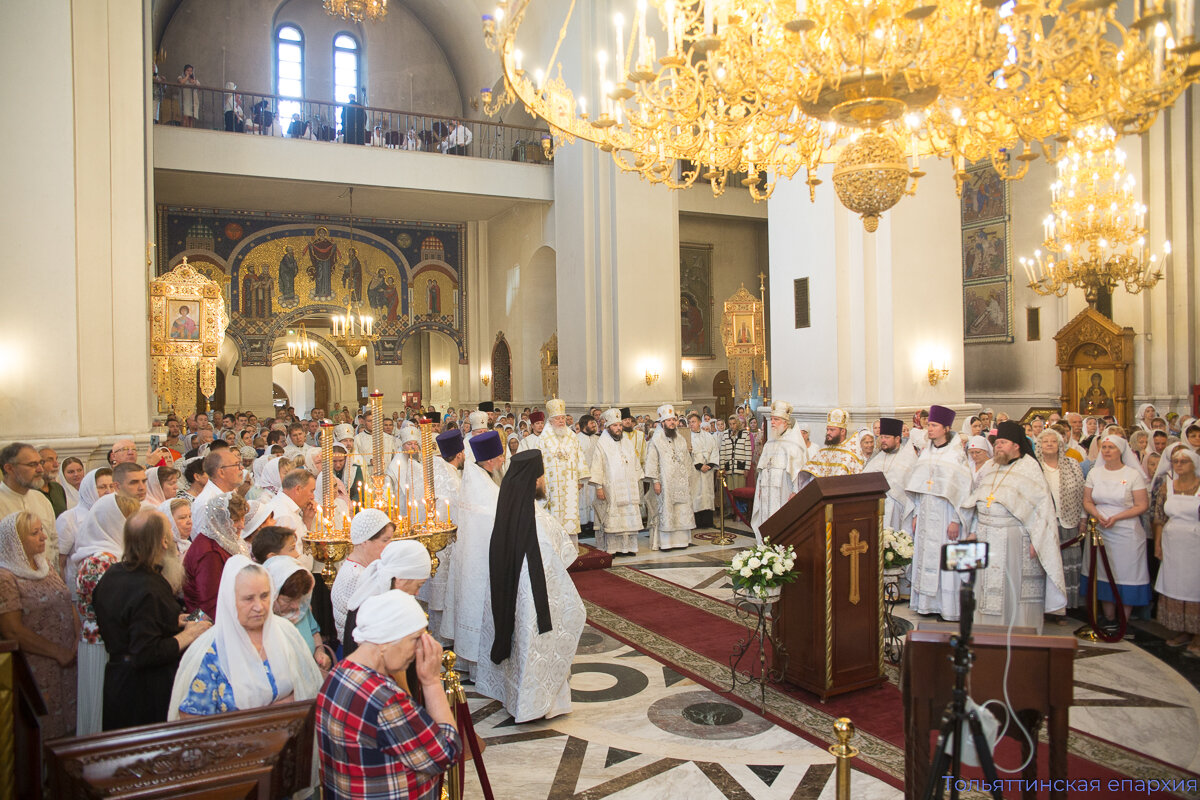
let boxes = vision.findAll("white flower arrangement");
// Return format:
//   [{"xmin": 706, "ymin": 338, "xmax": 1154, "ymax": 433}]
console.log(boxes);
[
  {"xmin": 727, "ymin": 539, "xmax": 798, "ymax": 600},
  {"xmin": 881, "ymin": 527, "xmax": 914, "ymax": 569}
]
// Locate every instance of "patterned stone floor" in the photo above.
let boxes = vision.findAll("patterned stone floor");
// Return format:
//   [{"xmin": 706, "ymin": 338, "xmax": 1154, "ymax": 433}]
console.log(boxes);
[{"xmin": 460, "ymin": 522, "xmax": 1200, "ymax": 799}]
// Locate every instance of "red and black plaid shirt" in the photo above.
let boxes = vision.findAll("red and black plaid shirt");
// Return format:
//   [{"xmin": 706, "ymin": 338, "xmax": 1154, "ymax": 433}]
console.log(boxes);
[{"xmin": 316, "ymin": 661, "xmax": 460, "ymax": 800}]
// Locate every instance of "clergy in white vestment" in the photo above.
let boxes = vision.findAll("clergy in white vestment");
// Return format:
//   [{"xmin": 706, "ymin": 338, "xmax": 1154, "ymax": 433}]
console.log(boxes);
[
  {"xmin": 590, "ymin": 408, "xmax": 644, "ymax": 554},
  {"xmin": 517, "ymin": 411, "xmax": 546, "ymax": 452},
  {"xmin": 644, "ymin": 405, "xmax": 696, "ymax": 551},
  {"xmin": 353, "ymin": 409, "xmax": 396, "ymax": 473},
  {"xmin": 686, "ymin": 412, "xmax": 720, "ymax": 529},
  {"xmin": 863, "ymin": 417, "xmax": 918, "ymax": 531},
  {"xmin": 462, "ymin": 410, "xmax": 490, "ymax": 464},
  {"xmin": 804, "ymin": 409, "xmax": 865, "ymax": 478},
  {"xmin": 750, "ymin": 401, "xmax": 809, "ymax": 542},
  {"xmin": 532, "ymin": 399, "xmax": 589, "ymax": 547},
  {"xmin": 904, "ymin": 405, "xmax": 975, "ymax": 621},
  {"xmin": 477, "ymin": 450, "xmax": 586, "ymax": 722},
  {"xmin": 576, "ymin": 416, "xmax": 600, "ymax": 535},
  {"xmin": 386, "ymin": 427, "xmax": 426, "ymax": 521},
  {"xmin": 422, "ymin": 428, "xmax": 465, "ymax": 641},
  {"xmin": 965, "ymin": 421, "xmax": 1067, "ymax": 634},
  {"xmin": 450, "ymin": 430, "xmax": 505, "ymax": 677}
]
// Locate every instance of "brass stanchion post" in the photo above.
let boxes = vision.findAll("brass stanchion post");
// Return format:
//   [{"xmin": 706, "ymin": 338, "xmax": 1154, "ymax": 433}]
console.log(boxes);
[
  {"xmin": 713, "ymin": 468, "xmax": 735, "ymax": 545},
  {"xmin": 441, "ymin": 651, "xmax": 465, "ymax": 800},
  {"xmin": 828, "ymin": 717, "xmax": 858, "ymax": 800}
]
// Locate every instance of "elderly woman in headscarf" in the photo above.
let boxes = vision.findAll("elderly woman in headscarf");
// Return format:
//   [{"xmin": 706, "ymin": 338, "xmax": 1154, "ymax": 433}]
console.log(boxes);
[
  {"xmin": 331, "ymin": 509, "xmax": 395, "ymax": 643},
  {"xmin": 72, "ymin": 493, "xmax": 141, "ymax": 735},
  {"xmin": 0, "ymin": 511, "xmax": 79, "ymax": 738},
  {"xmin": 1038, "ymin": 428, "xmax": 1086, "ymax": 610},
  {"xmin": 856, "ymin": 429, "xmax": 876, "ymax": 461},
  {"xmin": 966, "ymin": 434, "xmax": 993, "ymax": 482},
  {"xmin": 182, "ymin": 492, "xmax": 250, "ymax": 620},
  {"xmin": 264, "ymin": 555, "xmax": 331, "ymax": 671},
  {"xmin": 340, "ymin": 539, "xmax": 431, "ymax": 658},
  {"xmin": 1082, "ymin": 434, "xmax": 1151, "ymax": 632},
  {"xmin": 1151, "ymin": 447, "xmax": 1200, "ymax": 655},
  {"xmin": 160, "ymin": 496, "xmax": 193, "ymax": 558},
  {"xmin": 171, "ymin": 555, "xmax": 322, "ymax": 718},
  {"xmin": 57, "ymin": 467, "xmax": 116, "ymax": 583}
]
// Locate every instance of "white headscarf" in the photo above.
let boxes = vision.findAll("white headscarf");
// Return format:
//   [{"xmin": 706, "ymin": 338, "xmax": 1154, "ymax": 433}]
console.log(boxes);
[
  {"xmin": 263, "ymin": 555, "xmax": 309, "ymax": 604},
  {"xmin": 56, "ymin": 468, "xmax": 105, "ymax": 555},
  {"xmin": 168, "ymin": 555, "xmax": 322, "ymax": 719},
  {"xmin": 259, "ymin": 457, "xmax": 285, "ymax": 498},
  {"xmin": 353, "ymin": 590, "xmax": 428, "ymax": 645},
  {"xmin": 203, "ymin": 493, "xmax": 247, "ymax": 556},
  {"xmin": 146, "ymin": 467, "xmax": 167, "ymax": 505},
  {"xmin": 855, "ymin": 429, "xmax": 875, "ymax": 454},
  {"xmin": 57, "ymin": 461, "xmax": 81, "ymax": 510},
  {"xmin": 1135, "ymin": 403, "xmax": 1157, "ymax": 432},
  {"xmin": 158, "ymin": 498, "xmax": 191, "ymax": 556},
  {"xmin": 968, "ymin": 434, "xmax": 994, "ymax": 457},
  {"xmin": 346, "ymin": 539, "xmax": 432, "ymax": 611},
  {"xmin": 1099, "ymin": 434, "xmax": 1142, "ymax": 470},
  {"xmin": 1152, "ymin": 441, "xmax": 1187, "ymax": 485},
  {"xmin": 72, "ymin": 493, "xmax": 129, "ymax": 569},
  {"xmin": 0, "ymin": 512, "xmax": 49, "ymax": 580}
]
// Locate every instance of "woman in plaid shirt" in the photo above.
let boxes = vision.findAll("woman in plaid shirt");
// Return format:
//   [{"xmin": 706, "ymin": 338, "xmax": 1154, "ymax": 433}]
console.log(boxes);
[{"xmin": 316, "ymin": 590, "xmax": 460, "ymax": 800}]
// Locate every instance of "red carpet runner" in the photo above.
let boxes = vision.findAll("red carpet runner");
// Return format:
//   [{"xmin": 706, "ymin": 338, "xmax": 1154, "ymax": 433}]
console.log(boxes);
[{"xmin": 574, "ymin": 565, "xmax": 1197, "ymax": 798}]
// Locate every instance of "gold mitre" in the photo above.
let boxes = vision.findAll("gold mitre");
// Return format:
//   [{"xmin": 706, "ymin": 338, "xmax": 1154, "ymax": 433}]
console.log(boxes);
[
  {"xmin": 546, "ymin": 398, "xmax": 567, "ymax": 418},
  {"xmin": 827, "ymin": 408, "xmax": 850, "ymax": 429}
]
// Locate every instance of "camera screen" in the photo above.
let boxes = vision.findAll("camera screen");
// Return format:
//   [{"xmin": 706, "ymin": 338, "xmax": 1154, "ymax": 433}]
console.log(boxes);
[{"xmin": 941, "ymin": 541, "xmax": 989, "ymax": 572}]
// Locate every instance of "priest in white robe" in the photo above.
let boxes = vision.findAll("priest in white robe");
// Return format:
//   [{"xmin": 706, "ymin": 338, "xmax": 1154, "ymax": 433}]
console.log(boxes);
[
  {"xmin": 644, "ymin": 405, "xmax": 696, "ymax": 550},
  {"xmin": 804, "ymin": 409, "xmax": 865, "ymax": 478},
  {"xmin": 477, "ymin": 450, "xmax": 586, "ymax": 722},
  {"xmin": 590, "ymin": 408, "xmax": 644, "ymax": 554},
  {"xmin": 864, "ymin": 417, "xmax": 918, "ymax": 530},
  {"xmin": 533, "ymin": 399, "xmax": 589, "ymax": 547},
  {"xmin": 450, "ymin": 430, "xmax": 505, "ymax": 676},
  {"xmin": 966, "ymin": 421, "xmax": 1067, "ymax": 633},
  {"xmin": 905, "ymin": 405, "xmax": 975, "ymax": 621},
  {"xmin": 386, "ymin": 426, "xmax": 425, "ymax": 521},
  {"xmin": 750, "ymin": 401, "xmax": 809, "ymax": 542},
  {"xmin": 576, "ymin": 416, "xmax": 600, "ymax": 536},
  {"xmin": 422, "ymin": 428, "xmax": 465, "ymax": 641},
  {"xmin": 686, "ymin": 412, "xmax": 720, "ymax": 529}
]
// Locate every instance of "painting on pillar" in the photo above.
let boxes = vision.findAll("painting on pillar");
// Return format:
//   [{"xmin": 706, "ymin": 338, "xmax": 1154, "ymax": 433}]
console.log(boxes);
[
  {"xmin": 960, "ymin": 161, "xmax": 1013, "ymax": 344},
  {"xmin": 680, "ymin": 243, "xmax": 714, "ymax": 357}
]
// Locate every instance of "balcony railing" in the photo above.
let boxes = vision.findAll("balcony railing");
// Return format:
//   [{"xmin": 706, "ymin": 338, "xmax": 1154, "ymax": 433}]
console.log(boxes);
[{"xmin": 153, "ymin": 79, "xmax": 553, "ymax": 164}]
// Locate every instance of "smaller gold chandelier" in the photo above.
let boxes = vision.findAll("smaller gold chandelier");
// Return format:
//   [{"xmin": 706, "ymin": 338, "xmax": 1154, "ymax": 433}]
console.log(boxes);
[
  {"xmin": 287, "ymin": 323, "xmax": 320, "ymax": 372},
  {"xmin": 1020, "ymin": 127, "xmax": 1170, "ymax": 307},
  {"xmin": 323, "ymin": 0, "xmax": 386, "ymax": 24},
  {"xmin": 832, "ymin": 133, "xmax": 918, "ymax": 232},
  {"xmin": 330, "ymin": 301, "xmax": 377, "ymax": 353}
]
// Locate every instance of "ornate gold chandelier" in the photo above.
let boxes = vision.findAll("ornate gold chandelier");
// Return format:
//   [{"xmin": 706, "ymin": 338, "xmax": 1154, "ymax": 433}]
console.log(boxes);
[
  {"xmin": 324, "ymin": 0, "xmax": 386, "ymax": 24},
  {"xmin": 287, "ymin": 323, "xmax": 320, "ymax": 372},
  {"xmin": 1020, "ymin": 126, "xmax": 1170, "ymax": 307},
  {"xmin": 330, "ymin": 301, "xmax": 378, "ymax": 352},
  {"xmin": 482, "ymin": 0, "xmax": 1199, "ymax": 229}
]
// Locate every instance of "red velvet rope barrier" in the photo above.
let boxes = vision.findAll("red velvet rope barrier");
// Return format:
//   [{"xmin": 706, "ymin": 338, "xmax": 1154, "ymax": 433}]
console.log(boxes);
[
  {"xmin": 1083, "ymin": 519, "xmax": 1127, "ymax": 643},
  {"xmin": 454, "ymin": 696, "xmax": 494, "ymax": 800}
]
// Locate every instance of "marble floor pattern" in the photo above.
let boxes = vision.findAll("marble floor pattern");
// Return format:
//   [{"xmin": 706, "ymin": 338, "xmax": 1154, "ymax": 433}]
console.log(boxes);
[{"xmin": 460, "ymin": 523, "xmax": 1200, "ymax": 799}]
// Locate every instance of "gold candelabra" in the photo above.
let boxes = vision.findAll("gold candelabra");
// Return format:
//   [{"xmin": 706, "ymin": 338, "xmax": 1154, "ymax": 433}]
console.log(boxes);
[
  {"xmin": 306, "ymin": 421, "xmax": 352, "ymax": 587},
  {"xmin": 286, "ymin": 323, "xmax": 319, "ymax": 372},
  {"xmin": 323, "ymin": 0, "xmax": 386, "ymax": 24},
  {"xmin": 482, "ymin": 0, "xmax": 1199, "ymax": 228},
  {"xmin": 1020, "ymin": 126, "xmax": 1171, "ymax": 307}
]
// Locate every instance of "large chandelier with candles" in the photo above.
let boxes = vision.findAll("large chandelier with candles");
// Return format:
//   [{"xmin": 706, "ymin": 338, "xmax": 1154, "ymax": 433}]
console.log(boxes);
[
  {"xmin": 324, "ymin": 0, "xmax": 386, "ymax": 24},
  {"xmin": 330, "ymin": 301, "xmax": 378, "ymax": 353},
  {"xmin": 1019, "ymin": 126, "xmax": 1170, "ymax": 307},
  {"xmin": 287, "ymin": 323, "xmax": 320, "ymax": 372},
  {"xmin": 482, "ymin": 0, "xmax": 1199, "ymax": 229}
]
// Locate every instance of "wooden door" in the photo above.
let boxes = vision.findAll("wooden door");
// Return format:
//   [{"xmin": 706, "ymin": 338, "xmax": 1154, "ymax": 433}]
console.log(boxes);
[{"xmin": 713, "ymin": 370, "xmax": 733, "ymax": 419}]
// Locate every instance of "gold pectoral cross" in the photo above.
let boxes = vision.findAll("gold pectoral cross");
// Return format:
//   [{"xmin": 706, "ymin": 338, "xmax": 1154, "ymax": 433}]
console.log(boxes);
[
  {"xmin": 840, "ymin": 529, "xmax": 869, "ymax": 605},
  {"xmin": 986, "ymin": 493, "xmax": 995, "ymax": 508}
]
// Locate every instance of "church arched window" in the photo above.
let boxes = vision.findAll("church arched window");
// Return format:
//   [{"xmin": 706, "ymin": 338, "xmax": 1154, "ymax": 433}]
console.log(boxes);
[
  {"xmin": 275, "ymin": 25, "xmax": 304, "ymax": 126},
  {"xmin": 333, "ymin": 34, "xmax": 360, "ymax": 104}
]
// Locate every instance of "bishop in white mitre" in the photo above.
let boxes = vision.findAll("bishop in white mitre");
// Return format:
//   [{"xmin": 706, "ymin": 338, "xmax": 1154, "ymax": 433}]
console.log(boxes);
[
  {"xmin": 644, "ymin": 405, "xmax": 696, "ymax": 550},
  {"xmin": 385, "ymin": 426, "xmax": 425, "ymax": 522},
  {"xmin": 966, "ymin": 421, "xmax": 1067, "ymax": 634},
  {"xmin": 751, "ymin": 401, "xmax": 809, "ymax": 542},
  {"xmin": 904, "ymin": 405, "xmax": 975, "ymax": 621},
  {"xmin": 450, "ymin": 431, "xmax": 505, "ymax": 677},
  {"xmin": 686, "ymin": 412, "xmax": 720, "ymax": 528},
  {"xmin": 590, "ymin": 408, "xmax": 644, "ymax": 554},
  {"xmin": 803, "ymin": 408, "xmax": 865, "ymax": 478},
  {"xmin": 422, "ymin": 428, "xmax": 465, "ymax": 641},
  {"xmin": 462, "ymin": 410, "xmax": 489, "ymax": 464},
  {"xmin": 528, "ymin": 399, "xmax": 589, "ymax": 547},
  {"xmin": 863, "ymin": 417, "xmax": 918, "ymax": 531}
]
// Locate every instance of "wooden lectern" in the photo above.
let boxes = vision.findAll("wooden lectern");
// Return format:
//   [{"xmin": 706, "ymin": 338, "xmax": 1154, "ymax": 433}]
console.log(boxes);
[
  {"xmin": 903, "ymin": 629, "xmax": 1076, "ymax": 800},
  {"xmin": 45, "ymin": 700, "xmax": 316, "ymax": 798},
  {"xmin": 760, "ymin": 473, "xmax": 889, "ymax": 700}
]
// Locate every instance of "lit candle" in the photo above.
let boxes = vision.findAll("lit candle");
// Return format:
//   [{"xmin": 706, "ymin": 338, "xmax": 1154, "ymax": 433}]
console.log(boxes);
[
  {"xmin": 614, "ymin": 13, "xmax": 625, "ymax": 71},
  {"xmin": 704, "ymin": 0, "xmax": 713, "ymax": 36},
  {"xmin": 666, "ymin": 1, "xmax": 676, "ymax": 54},
  {"xmin": 637, "ymin": 0, "xmax": 647, "ymax": 64}
]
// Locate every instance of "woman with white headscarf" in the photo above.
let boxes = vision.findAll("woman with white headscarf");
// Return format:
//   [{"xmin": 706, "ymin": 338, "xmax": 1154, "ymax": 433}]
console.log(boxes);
[
  {"xmin": 1135, "ymin": 403, "xmax": 1158, "ymax": 432},
  {"xmin": 73, "ymin": 493, "xmax": 141, "ymax": 735},
  {"xmin": 1082, "ymin": 435, "xmax": 1151, "ymax": 631},
  {"xmin": 57, "ymin": 467, "xmax": 116, "ymax": 584},
  {"xmin": 1039, "ymin": 429, "xmax": 1086, "ymax": 608},
  {"xmin": 856, "ymin": 429, "xmax": 876, "ymax": 461},
  {"xmin": 263, "ymin": 555, "xmax": 330, "ymax": 671},
  {"xmin": 966, "ymin": 435, "xmax": 993, "ymax": 481},
  {"xmin": 0, "ymin": 511, "xmax": 79, "ymax": 738},
  {"xmin": 170, "ymin": 555, "xmax": 322, "ymax": 719},
  {"xmin": 1152, "ymin": 447, "xmax": 1200, "ymax": 656},
  {"xmin": 58, "ymin": 457, "xmax": 85, "ymax": 511},
  {"xmin": 256, "ymin": 456, "xmax": 287, "ymax": 504},
  {"xmin": 160, "ymin": 497, "xmax": 193, "ymax": 557},
  {"xmin": 341, "ymin": 539, "xmax": 431, "ymax": 657}
]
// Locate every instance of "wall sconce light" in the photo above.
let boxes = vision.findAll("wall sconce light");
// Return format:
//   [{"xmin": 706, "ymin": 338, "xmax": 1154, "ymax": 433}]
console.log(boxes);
[
  {"xmin": 681, "ymin": 359, "xmax": 695, "ymax": 381},
  {"xmin": 928, "ymin": 360, "xmax": 951, "ymax": 386},
  {"xmin": 435, "ymin": 371, "xmax": 449, "ymax": 388},
  {"xmin": 644, "ymin": 361, "xmax": 661, "ymax": 386},
  {"xmin": 480, "ymin": 365, "xmax": 492, "ymax": 387}
]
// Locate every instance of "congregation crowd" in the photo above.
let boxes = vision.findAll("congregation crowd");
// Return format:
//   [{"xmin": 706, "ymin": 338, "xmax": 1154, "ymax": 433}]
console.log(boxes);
[{"xmin": 3, "ymin": 396, "xmax": 1197, "ymax": 796}]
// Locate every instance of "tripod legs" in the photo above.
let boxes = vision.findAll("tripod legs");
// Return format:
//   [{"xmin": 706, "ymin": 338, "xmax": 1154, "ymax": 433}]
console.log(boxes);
[{"xmin": 920, "ymin": 709, "xmax": 1004, "ymax": 800}]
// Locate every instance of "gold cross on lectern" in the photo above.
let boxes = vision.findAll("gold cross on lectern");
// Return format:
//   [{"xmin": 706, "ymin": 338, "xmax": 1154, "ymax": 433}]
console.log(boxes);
[{"xmin": 840, "ymin": 529, "xmax": 869, "ymax": 605}]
